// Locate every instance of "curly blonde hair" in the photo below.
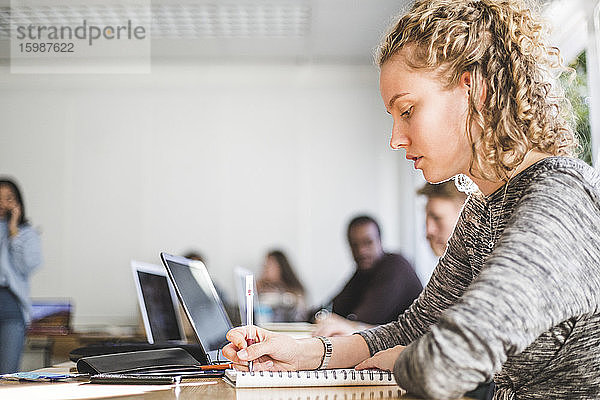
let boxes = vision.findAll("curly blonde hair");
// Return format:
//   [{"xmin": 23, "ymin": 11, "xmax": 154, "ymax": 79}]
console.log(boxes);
[{"xmin": 377, "ymin": 0, "xmax": 577, "ymax": 181}]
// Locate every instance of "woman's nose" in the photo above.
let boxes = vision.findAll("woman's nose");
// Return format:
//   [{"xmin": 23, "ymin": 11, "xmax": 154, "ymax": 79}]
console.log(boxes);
[
  {"xmin": 425, "ymin": 218, "xmax": 437, "ymax": 237},
  {"xmin": 389, "ymin": 122, "xmax": 410, "ymax": 150}
]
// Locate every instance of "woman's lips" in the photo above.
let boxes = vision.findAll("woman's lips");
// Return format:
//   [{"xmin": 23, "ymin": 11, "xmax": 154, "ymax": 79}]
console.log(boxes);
[{"xmin": 407, "ymin": 155, "xmax": 423, "ymax": 168}]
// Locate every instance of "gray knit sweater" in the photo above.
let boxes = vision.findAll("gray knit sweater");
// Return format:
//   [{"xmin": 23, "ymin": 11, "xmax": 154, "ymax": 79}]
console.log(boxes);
[{"xmin": 359, "ymin": 157, "xmax": 600, "ymax": 400}]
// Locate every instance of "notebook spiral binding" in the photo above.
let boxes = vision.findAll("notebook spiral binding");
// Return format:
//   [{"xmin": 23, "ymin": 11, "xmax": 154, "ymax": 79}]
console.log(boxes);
[{"xmin": 240, "ymin": 369, "xmax": 394, "ymax": 382}]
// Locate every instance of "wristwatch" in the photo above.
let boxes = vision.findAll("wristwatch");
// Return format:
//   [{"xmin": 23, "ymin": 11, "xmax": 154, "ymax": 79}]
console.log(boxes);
[{"xmin": 315, "ymin": 336, "xmax": 332, "ymax": 370}]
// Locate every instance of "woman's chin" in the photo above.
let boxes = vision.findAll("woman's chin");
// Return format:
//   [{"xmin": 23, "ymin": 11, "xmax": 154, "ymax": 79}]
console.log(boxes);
[{"xmin": 422, "ymin": 170, "xmax": 453, "ymax": 184}]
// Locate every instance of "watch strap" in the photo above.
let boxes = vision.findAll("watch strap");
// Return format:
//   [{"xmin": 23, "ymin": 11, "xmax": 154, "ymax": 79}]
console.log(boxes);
[{"xmin": 315, "ymin": 336, "xmax": 332, "ymax": 370}]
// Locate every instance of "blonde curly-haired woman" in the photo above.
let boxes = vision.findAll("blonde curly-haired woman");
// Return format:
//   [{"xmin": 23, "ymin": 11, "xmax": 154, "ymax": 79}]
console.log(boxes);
[{"xmin": 223, "ymin": 1, "xmax": 600, "ymax": 398}]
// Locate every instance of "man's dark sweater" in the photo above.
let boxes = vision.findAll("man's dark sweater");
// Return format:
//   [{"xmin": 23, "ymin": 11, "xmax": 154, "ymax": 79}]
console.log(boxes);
[{"xmin": 331, "ymin": 253, "xmax": 422, "ymax": 325}]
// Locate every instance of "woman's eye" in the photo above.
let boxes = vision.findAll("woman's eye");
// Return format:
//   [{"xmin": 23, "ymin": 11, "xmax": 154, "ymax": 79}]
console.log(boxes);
[{"xmin": 401, "ymin": 106, "xmax": 413, "ymax": 118}]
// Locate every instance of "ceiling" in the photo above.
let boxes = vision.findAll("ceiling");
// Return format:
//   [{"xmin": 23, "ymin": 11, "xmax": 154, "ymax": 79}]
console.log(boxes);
[
  {"xmin": 0, "ymin": 0, "xmax": 584, "ymax": 65},
  {"xmin": 0, "ymin": 0, "xmax": 412, "ymax": 64}
]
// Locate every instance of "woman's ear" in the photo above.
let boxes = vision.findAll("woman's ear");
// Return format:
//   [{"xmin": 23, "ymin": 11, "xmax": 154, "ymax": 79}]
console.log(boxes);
[
  {"xmin": 460, "ymin": 71, "xmax": 487, "ymax": 110},
  {"xmin": 459, "ymin": 71, "xmax": 472, "ymax": 90}
]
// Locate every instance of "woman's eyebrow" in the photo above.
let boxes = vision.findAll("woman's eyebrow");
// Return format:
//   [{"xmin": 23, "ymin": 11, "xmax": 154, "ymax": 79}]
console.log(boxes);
[{"xmin": 387, "ymin": 92, "xmax": 409, "ymax": 109}]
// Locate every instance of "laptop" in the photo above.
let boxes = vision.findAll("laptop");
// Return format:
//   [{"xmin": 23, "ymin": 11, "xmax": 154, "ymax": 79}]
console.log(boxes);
[
  {"xmin": 69, "ymin": 260, "xmax": 207, "ymax": 363},
  {"xmin": 130, "ymin": 260, "xmax": 185, "ymax": 344},
  {"xmin": 160, "ymin": 252, "xmax": 233, "ymax": 361}
]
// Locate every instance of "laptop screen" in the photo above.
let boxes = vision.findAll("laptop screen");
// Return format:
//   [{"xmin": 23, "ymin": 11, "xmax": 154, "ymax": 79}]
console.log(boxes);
[
  {"xmin": 161, "ymin": 254, "xmax": 232, "ymax": 352},
  {"xmin": 28, "ymin": 300, "xmax": 72, "ymax": 335},
  {"xmin": 137, "ymin": 271, "xmax": 183, "ymax": 342},
  {"xmin": 131, "ymin": 260, "xmax": 185, "ymax": 344}
]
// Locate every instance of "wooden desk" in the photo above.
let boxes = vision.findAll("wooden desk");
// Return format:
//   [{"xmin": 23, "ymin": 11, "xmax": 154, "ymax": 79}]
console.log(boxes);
[{"xmin": 0, "ymin": 363, "xmax": 435, "ymax": 400}]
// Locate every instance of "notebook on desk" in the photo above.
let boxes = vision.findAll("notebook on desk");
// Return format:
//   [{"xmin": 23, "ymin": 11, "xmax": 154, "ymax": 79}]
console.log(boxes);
[
  {"xmin": 232, "ymin": 386, "xmax": 405, "ymax": 400},
  {"xmin": 224, "ymin": 368, "xmax": 397, "ymax": 388}
]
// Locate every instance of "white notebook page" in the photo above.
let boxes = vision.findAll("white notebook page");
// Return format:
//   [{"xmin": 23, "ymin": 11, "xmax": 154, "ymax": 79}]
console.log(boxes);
[{"xmin": 224, "ymin": 368, "xmax": 397, "ymax": 388}]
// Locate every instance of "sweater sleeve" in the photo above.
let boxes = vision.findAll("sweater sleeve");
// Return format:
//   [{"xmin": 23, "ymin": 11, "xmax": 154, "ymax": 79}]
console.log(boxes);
[
  {"xmin": 359, "ymin": 202, "xmax": 474, "ymax": 354},
  {"xmin": 393, "ymin": 169, "xmax": 600, "ymax": 399},
  {"xmin": 8, "ymin": 225, "xmax": 42, "ymax": 276}
]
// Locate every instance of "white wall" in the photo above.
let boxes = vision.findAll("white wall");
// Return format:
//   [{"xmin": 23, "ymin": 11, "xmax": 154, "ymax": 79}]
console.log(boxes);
[{"xmin": 0, "ymin": 62, "xmax": 426, "ymax": 327}]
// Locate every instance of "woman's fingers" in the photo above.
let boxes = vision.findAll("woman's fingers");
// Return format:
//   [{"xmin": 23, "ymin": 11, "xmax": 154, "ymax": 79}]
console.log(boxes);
[
  {"xmin": 226, "ymin": 326, "xmax": 254, "ymax": 349},
  {"xmin": 224, "ymin": 325, "xmax": 278, "ymax": 365},
  {"xmin": 222, "ymin": 343, "xmax": 243, "ymax": 363},
  {"xmin": 232, "ymin": 362, "xmax": 249, "ymax": 371},
  {"xmin": 355, "ymin": 345, "xmax": 404, "ymax": 371},
  {"xmin": 224, "ymin": 326, "xmax": 262, "ymax": 356},
  {"xmin": 248, "ymin": 359, "xmax": 275, "ymax": 371},
  {"xmin": 236, "ymin": 340, "xmax": 272, "ymax": 362},
  {"xmin": 355, "ymin": 358, "xmax": 376, "ymax": 370},
  {"xmin": 222, "ymin": 326, "xmax": 296, "ymax": 372}
]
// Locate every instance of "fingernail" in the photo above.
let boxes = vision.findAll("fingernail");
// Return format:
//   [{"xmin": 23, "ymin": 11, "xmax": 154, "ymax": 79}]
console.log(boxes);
[{"xmin": 238, "ymin": 349, "xmax": 248, "ymax": 360}]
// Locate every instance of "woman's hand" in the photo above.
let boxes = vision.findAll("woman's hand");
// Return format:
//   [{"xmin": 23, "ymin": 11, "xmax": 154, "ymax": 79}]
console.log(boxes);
[
  {"xmin": 222, "ymin": 325, "xmax": 304, "ymax": 371},
  {"xmin": 354, "ymin": 345, "xmax": 405, "ymax": 371},
  {"xmin": 8, "ymin": 204, "xmax": 21, "ymax": 237}
]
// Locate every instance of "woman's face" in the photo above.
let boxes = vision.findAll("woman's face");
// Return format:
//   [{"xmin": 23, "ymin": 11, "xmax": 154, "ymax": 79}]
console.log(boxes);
[
  {"xmin": 262, "ymin": 256, "xmax": 282, "ymax": 283},
  {"xmin": 425, "ymin": 197, "xmax": 464, "ymax": 257},
  {"xmin": 0, "ymin": 185, "xmax": 18, "ymax": 219},
  {"xmin": 379, "ymin": 53, "xmax": 474, "ymax": 183}
]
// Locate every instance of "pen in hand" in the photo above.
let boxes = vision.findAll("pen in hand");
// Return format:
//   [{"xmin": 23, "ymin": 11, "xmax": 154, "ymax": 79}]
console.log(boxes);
[{"xmin": 246, "ymin": 274, "xmax": 254, "ymax": 372}]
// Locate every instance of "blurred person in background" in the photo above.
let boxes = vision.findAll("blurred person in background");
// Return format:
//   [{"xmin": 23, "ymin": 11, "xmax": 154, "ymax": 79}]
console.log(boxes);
[
  {"xmin": 314, "ymin": 185, "xmax": 466, "ymax": 337},
  {"xmin": 312, "ymin": 215, "xmax": 421, "ymax": 336},
  {"xmin": 418, "ymin": 181, "xmax": 467, "ymax": 257},
  {"xmin": 0, "ymin": 178, "xmax": 42, "ymax": 373},
  {"xmin": 257, "ymin": 250, "xmax": 306, "ymax": 322}
]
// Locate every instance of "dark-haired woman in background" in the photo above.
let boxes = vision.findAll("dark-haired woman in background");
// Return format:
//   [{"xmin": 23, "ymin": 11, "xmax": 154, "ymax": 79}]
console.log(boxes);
[
  {"xmin": 256, "ymin": 250, "xmax": 306, "ymax": 322},
  {"xmin": 0, "ymin": 178, "xmax": 42, "ymax": 373}
]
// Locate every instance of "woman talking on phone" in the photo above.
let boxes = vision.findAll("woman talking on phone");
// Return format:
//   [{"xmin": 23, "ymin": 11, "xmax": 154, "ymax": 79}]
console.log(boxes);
[
  {"xmin": 0, "ymin": 178, "xmax": 42, "ymax": 373},
  {"xmin": 223, "ymin": 0, "xmax": 600, "ymax": 398}
]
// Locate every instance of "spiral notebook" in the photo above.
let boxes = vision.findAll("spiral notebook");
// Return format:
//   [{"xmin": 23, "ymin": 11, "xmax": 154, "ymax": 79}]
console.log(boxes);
[
  {"xmin": 224, "ymin": 369, "xmax": 397, "ymax": 388},
  {"xmin": 233, "ymin": 386, "xmax": 405, "ymax": 400}
]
